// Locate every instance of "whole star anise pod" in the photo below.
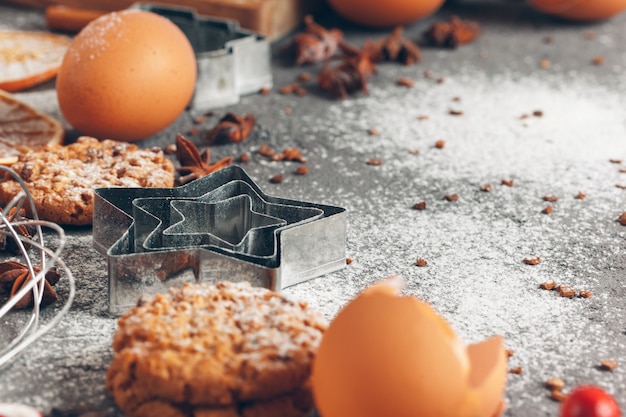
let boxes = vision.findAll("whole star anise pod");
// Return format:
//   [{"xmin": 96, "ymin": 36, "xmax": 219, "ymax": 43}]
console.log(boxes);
[
  {"xmin": 318, "ymin": 40, "xmax": 379, "ymax": 99},
  {"xmin": 0, "ymin": 207, "xmax": 33, "ymax": 254},
  {"xmin": 205, "ymin": 113, "xmax": 256, "ymax": 144},
  {"xmin": 422, "ymin": 16, "xmax": 481, "ymax": 48},
  {"xmin": 291, "ymin": 15, "xmax": 345, "ymax": 65},
  {"xmin": 0, "ymin": 261, "xmax": 60, "ymax": 309},
  {"xmin": 372, "ymin": 26, "xmax": 421, "ymax": 65},
  {"xmin": 175, "ymin": 134, "xmax": 232, "ymax": 185}
]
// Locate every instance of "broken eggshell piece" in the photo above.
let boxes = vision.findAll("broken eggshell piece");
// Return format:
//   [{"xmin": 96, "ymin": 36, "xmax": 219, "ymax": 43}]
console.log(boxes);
[{"xmin": 312, "ymin": 276, "xmax": 507, "ymax": 417}]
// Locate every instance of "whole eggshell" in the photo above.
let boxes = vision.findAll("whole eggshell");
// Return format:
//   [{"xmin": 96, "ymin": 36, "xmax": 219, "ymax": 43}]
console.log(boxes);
[
  {"xmin": 327, "ymin": 0, "xmax": 445, "ymax": 28},
  {"xmin": 312, "ymin": 277, "xmax": 508, "ymax": 417},
  {"xmin": 56, "ymin": 10, "xmax": 197, "ymax": 142}
]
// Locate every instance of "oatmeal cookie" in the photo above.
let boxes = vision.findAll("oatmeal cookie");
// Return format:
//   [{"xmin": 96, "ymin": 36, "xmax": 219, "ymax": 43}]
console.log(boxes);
[
  {"xmin": 106, "ymin": 281, "xmax": 327, "ymax": 417},
  {"xmin": 0, "ymin": 136, "xmax": 174, "ymax": 225}
]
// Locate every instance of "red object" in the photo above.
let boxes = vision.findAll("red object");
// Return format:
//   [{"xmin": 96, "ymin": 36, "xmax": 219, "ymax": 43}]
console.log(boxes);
[{"xmin": 560, "ymin": 386, "xmax": 622, "ymax": 417}]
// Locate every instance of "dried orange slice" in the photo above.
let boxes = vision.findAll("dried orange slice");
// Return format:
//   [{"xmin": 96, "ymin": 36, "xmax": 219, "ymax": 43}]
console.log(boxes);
[
  {"xmin": 0, "ymin": 30, "xmax": 72, "ymax": 92},
  {"xmin": 0, "ymin": 90, "xmax": 64, "ymax": 165}
]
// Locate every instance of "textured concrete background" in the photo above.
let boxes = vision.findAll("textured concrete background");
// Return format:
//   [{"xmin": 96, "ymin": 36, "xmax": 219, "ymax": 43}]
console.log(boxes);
[{"xmin": 0, "ymin": 1, "xmax": 625, "ymax": 416}]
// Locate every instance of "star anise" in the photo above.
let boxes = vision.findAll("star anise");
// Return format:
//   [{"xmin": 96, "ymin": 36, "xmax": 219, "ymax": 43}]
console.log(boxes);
[
  {"xmin": 0, "ymin": 207, "xmax": 33, "ymax": 254},
  {"xmin": 372, "ymin": 26, "xmax": 421, "ymax": 65},
  {"xmin": 422, "ymin": 16, "xmax": 481, "ymax": 48},
  {"xmin": 175, "ymin": 134, "xmax": 232, "ymax": 185},
  {"xmin": 317, "ymin": 41, "xmax": 379, "ymax": 99},
  {"xmin": 0, "ymin": 261, "xmax": 60, "ymax": 309},
  {"xmin": 290, "ymin": 15, "xmax": 345, "ymax": 65},
  {"xmin": 204, "ymin": 113, "xmax": 256, "ymax": 144}
]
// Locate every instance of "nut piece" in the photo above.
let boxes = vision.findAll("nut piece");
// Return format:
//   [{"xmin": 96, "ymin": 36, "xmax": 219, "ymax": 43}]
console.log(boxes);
[
  {"xmin": 509, "ymin": 366, "xmax": 523, "ymax": 374},
  {"xmin": 269, "ymin": 174, "xmax": 284, "ymax": 184},
  {"xmin": 366, "ymin": 158, "xmax": 383, "ymax": 166},
  {"xmin": 413, "ymin": 201, "xmax": 427, "ymax": 210},
  {"xmin": 415, "ymin": 258, "xmax": 428, "ymax": 267},
  {"xmin": 599, "ymin": 359, "xmax": 618, "ymax": 371},
  {"xmin": 557, "ymin": 285, "xmax": 576, "ymax": 298},
  {"xmin": 543, "ymin": 205, "xmax": 553, "ymax": 215},
  {"xmin": 523, "ymin": 256, "xmax": 541, "ymax": 265},
  {"xmin": 539, "ymin": 281, "xmax": 557, "ymax": 290},
  {"xmin": 618, "ymin": 212, "xmax": 626, "ymax": 225},
  {"xmin": 543, "ymin": 195, "xmax": 558, "ymax": 202},
  {"xmin": 578, "ymin": 289, "xmax": 592, "ymax": 298},
  {"xmin": 550, "ymin": 389, "xmax": 568, "ymax": 402},
  {"xmin": 575, "ymin": 192, "xmax": 587, "ymax": 200},
  {"xmin": 501, "ymin": 179, "xmax": 514, "ymax": 187},
  {"xmin": 444, "ymin": 194, "xmax": 459, "ymax": 202},
  {"xmin": 435, "ymin": 140, "xmax": 446, "ymax": 149},
  {"xmin": 545, "ymin": 377, "xmax": 565, "ymax": 391},
  {"xmin": 480, "ymin": 184, "xmax": 492, "ymax": 192}
]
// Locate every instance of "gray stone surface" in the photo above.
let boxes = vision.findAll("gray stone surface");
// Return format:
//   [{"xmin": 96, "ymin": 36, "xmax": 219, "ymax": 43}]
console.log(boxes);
[{"xmin": 1, "ymin": 1, "xmax": 625, "ymax": 416}]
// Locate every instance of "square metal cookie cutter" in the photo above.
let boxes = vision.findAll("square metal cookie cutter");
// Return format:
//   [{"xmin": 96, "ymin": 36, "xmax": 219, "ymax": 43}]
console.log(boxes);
[
  {"xmin": 93, "ymin": 166, "xmax": 346, "ymax": 315},
  {"xmin": 133, "ymin": 3, "xmax": 272, "ymax": 109}
]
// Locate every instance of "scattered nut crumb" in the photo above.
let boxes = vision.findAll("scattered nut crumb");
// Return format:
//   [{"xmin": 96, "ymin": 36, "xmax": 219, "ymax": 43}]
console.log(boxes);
[
  {"xmin": 545, "ymin": 377, "xmax": 565, "ymax": 391},
  {"xmin": 584, "ymin": 31, "xmax": 597, "ymax": 40},
  {"xmin": 368, "ymin": 128, "xmax": 379, "ymax": 136},
  {"xmin": 282, "ymin": 147, "xmax": 306, "ymax": 163},
  {"xmin": 449, "ymin": 109, "xmax": 463, "ymax": 116},
  {"xmin": 238, "ymin": 153, "xmax": 250, "ymax": 163},
  {"xmin": 397, "ymin": 77, "xmax": 415, "ymax": 87},
  {"xmin": 259, "ymin": 86, "xmax": 271, "ymax": 95},
  {"xmin": 520, "ymin": 114, "xmax": 529, "ymax": 120},
  {"xmin": 424, "ymin": 69, "xmax": 435, "ymax": 78},
  {"xmin": 509, "ymin": 366, "xmax": 523, "ymax": 374},
  {"xmin": 575, "ymin": 192, "xmax": 587, "ymax": 200},
  {"xmin": 297, "ymin": 72, "xmax": 312, "ymax": 82},
  {"xmin": 543, "ymin": 195, "xmax": 558, "ymax": 202},
  {"xmin": 366, "ymin": 158, "xmax": 383, "ymax": 166},
  {"xmin": 543, "ymin": 205, "xmax": 553, "ymax": 214},
  {"xmin": 188, "ymin": 127, "xmax": 200, "ymax": 136},
  {"xmin": 501, "ymin": 179, "xmax": 514, "ymax": 187},
  {"xmin": 279, "ymin": 83, "xmax": 297, "ymax": 95},
  {"xmin": 609, "ymin": 159, "xmax": 622, "ymax": 164},
  {"xmin": 284, "ymin": 107, "xmax": 292, "ymax": 115},
  {"xmin": 452, "ymin": 96, "xmax": 461, "ymax": 102},
  {"xmin": 592, "ymin": 56, "xmax": 604, "ymax": 66},
  {"xmin": 413, "ymin": 201, "xmax": 427, "ymax": 210},
  {"xmin": 550, "ymin": 389, "xmax": 568, "ymax": 402},
  {"xmin": 599, "ymin": 359, "xmax": 618, "ymax": 371},
  {"xmin": 436, "ymin": 77, "xmax": 446, "ymax": 84},
  {"xmin": 524, "ymin": 256, "xmax": 541, "ymax": 265},
  {"xmin": 578, "ymin": 290, "xmax": 592, "ymax": 298},
  {"xmin": 294, "ymin": 87, "xmax": 307, "ymax": 96},
  {"xmin": 557, "ymin": 285, "xmax": 576, "ymax": 298},
  {"xmin": 444, "ymin": 194, "xmax": 459, "ymax": 202},
  {"xmin": 193, "ymin": 115, "xmax": 207, "ymax": 124},
  {"xmin": 435, "ymin": 140, "xmax": 446, "ymax": 149},
  {"xmin": 618, "ymin": 212, "xmax": 626, "ymax": 225},
  {"xmin": 480, "ymin": 184, "xmax": 492, "ymax": 192},
  {"xmin": 409, "ymin": 149, "xmax": 420, "ymax": 155},
  {"xmin": 620, "ymin": 169, "xmax": 626, "ymax": 173},
  {"xmin": 506, "ymin": 349, "xmax": 515, "ymax": 358},
  {"xmin": 269, "ymin": 174, "xmax": 284, "ymax": 184},
  {"xmin": 540, "ymin": 59, "xmax": 551, "ymax": 69},
  {"xmin": 543, "ymin": 36, "xmax": 554, "ymax": 44},
  {"xmin": 346, "ymin": 257, "xmax": 353, "ymax": 265},
  {"xmin": 533, "ymin": 110, "xmax": 544, "ymax": 117},
  {"xmin": 163, "ymin": 143, "xmax": 177, "ymax": 155},
  {"xmin": 416, "ymin": 258, "xmax": 428, "ymax": 267},
  {"xmin": 615, "ymin": 184, "xmax": 626, "ymax": 190},
  {"xmin": 294, "ymin": 166, "xmax": 309, "ymax": 175},
  {"xmin": 417, "ymin": 115, "xmax": 429, "ymax": 121},
  {"xmin": 539, "ymin": 281, "xmax": 557, "ymax": 290}
]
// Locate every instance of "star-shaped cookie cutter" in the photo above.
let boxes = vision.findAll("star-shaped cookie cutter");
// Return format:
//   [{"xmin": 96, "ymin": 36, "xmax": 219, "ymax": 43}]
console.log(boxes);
[{"xmin": 93, "ymin": 166, "xmax": 346, "ymax": 315}]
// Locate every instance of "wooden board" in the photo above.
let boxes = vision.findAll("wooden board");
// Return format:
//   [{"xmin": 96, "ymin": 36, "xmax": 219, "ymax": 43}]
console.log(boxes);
[{"xmin": 3, "ymin": 0, "xmax": 324, "ymax": 40}]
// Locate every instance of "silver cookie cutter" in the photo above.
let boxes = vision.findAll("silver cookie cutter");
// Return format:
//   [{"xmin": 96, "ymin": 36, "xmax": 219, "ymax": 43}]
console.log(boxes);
[
  {"xmin": 133, "ymin": 3, "xmax": 272, "ymax": 110},
  {"xmin": 93, "ymin": 166, "xmax": 346, "ymax": 315}
]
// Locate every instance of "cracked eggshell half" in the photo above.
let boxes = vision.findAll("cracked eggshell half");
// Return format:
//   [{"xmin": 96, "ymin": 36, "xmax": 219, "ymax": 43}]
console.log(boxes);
[{"xmin": 312, "ymin": 276, "xmax": 507, "ymax": 417}]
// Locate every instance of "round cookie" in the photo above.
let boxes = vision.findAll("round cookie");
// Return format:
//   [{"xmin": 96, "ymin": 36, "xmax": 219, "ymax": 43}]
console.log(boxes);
[
  {"xmin": 0, "ymin": 136, "xmax": 174, "ymax": 225},
  {"xmin": 106, "ymin": 281, "xmax": 327, "ymax": 417}
]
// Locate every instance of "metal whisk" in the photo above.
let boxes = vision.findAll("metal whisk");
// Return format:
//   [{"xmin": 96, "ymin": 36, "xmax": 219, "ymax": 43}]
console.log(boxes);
[{"xmin": 0, "ymin": 166, "xmax": 75, "ymax": 370}]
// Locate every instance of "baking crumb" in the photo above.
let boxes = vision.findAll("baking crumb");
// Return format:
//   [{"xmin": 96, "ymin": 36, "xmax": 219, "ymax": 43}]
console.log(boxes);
[
  {"xmin": 436, "ymin": 77, "xmax": 446, "ymax": 84},
  {"xmin": 259, "ymin": 86, "xmax": 270, "ymax": 95},
  {"xmin": 366, "ymin": 158, "xmax": 383, "ymax": 166},
  {"xmin": 480, "ymin": 184, "xmax": 492, "ymax": 192},
  {"xmin": 417, "ymin": 115, "xmax": 429, "ymax": 121},
  {"xmin": 543, "ymin": 205, "xmax": 553, "ymax": 214},
  {"xmin": 575, "ymin": 192, "xmax": 587, "ymax": 200},
  {"xmin": 297, "ymin": 72, "xmax": 312, "ymax": 82},
  {"xmin": 415, "ymin": 258, "xmax": 428, "ymax": 267},
  {"xmin": 368, "ymin": 128, "xmax": 379, "ymax": 136},
  {"xmin": 269, "ymin": 174, "xmax": 284, "ymax": 184},
  {"xmin": 444, "ymin": 194, "xmax": 459, "ymax": 202},
  {"xmin": 163, "ymin": 143, "xmax": 177, "ymax": 155},
  {"xmin": 294, "ymin": 87, "xmax": 307, "ymax": 96},
  {"xmin": 294, "ymin": 166, "xmax": 309, "ymax": 175},
  {"xmin": 599, "ymin": 359, "xmax": 618, "ymax": 370},
  {"xmin": 545, "ymin": 377, "xmax": 565, "ymax": 391},
  {"xmin": 533, "ymin": 110, "xmax": 544, "ymax": 117},
  {"xmin": 609, "ymin": 159, "xmax": 622, "ymax": 164},
  {"xmin": 509, "ymin": 366, "xmax": 523, "ymax": 374},
  {"xmin": 540, "ymin": 59, "xmax": 551, "ymax": 69},
  {"xmin": 520, "ymin": 114, "xmax": 529, "ymax": 120},
  {"xmin": 592, "ymin": 56, "xmax": 604, "ymax": 66},
  {"xmin": 557, "ymin": 285, "xmax": 576, "ymax": 298},
  {"xmin": 397, "ymin": 77, "xmax": 415, "ymax": 87},
  {"xmin": 413, "ymin": 201, "xmax": 427, "ymax": 210},
  {"xmin": 539, "ymin": 281, "xmax": 557, "ymax": 290},
  {"xmin": 543, "ymin": 36, "xmax": 554, "ymax": 44},
  {"xmin": 238, "ymin": 153, "xmax": 250, "ymax": 163},
  {"xmin": 346, "ymin": 257, "xmax": 353, "ymax": 265},
  {"xmin": 550, "ymin": 389, "xmax": 568, "ymax": 402},
  {"xmin": 284, "ymin": 107, "xmax": 292, "ymax": 115},
  {"xmin": 280, "ymin": 83, "xmax": 297, "ymax": 95},
  {"xmin": 506, "ymin": 349, "xmax": 515, "ymax": 358},
  {"xmin": 188, "ymin": 127, "xmax": 200, "ymax": 136},
  {"xmin": 618, "ymin": 212, "xmax": 626, "ymax": 225},
  {"xmin": 193, "ymin": 115, "xmax": 207, "ymax": 124},
  {"xmin": 578, "ymin": 290, "xmax": 592, "ymax": 298},
  {"xmin": 435, "ymin": 140, "xmax": 446, "ymax": 149},
  {"xmin": 523, "ymin": 256, "xmax": 541, "ymax": 265},
  {"xmin": 409, "ymin": 149, "xmax": 420, "ymax": 155},
  {"xmin": 543, "ymin": 195, "xmax": 558, "ymax": 202},
  {"xmin": 501, "ymin": 179, "xmax": 514, "ymax": 187},
  {"xmin": 449, "ymin": 109, "xmax": 463, "ymax": 116}
]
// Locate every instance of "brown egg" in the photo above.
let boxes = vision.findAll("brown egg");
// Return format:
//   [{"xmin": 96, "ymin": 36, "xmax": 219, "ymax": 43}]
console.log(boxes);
[
  {"xmin": 529, "ymin": 0, "xmax": 626, "ymax": 20},
  {"xmin": 327, "ymin": 0, "xmax": 445, "ymax": 28},
  {"xmin": 56, "ymin": 10, "xmax": 197, "ymax": 142},
  {"xmin": 312, "ymin": 276, "xmax": 507, "ymax": 417}
]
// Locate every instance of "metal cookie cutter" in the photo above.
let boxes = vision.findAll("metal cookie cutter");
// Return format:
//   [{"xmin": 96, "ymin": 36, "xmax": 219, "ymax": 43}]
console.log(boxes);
[
  {"xmin": 133, "ymin": 3, "xmax": 272, "ymax": 110},
  {"xmin": 93, "ymin": 166, "xmax": 346, "ymax": 315}
]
